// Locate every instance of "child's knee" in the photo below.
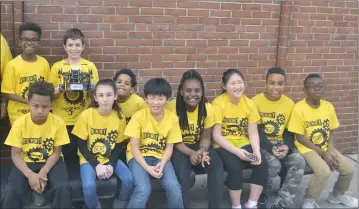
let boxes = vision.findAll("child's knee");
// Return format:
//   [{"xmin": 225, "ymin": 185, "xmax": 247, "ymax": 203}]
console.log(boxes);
[
  {"xmin": 134, "ymin": 184, "xmax": 151, "ymax": 199},
  {"xmin": 82, "ymin": 181, "xmax": 97, "ymax": 193},
  {"xmin": 268, "ymin": 158, "xmax": 282, "ymax": 177},
  {"xmin": 314, "ymin": 165, "xmax": 331, "ymax": 179},
  {"xmin": 163, "ymin": 178, "xmax": 182, "ymax": 194}
]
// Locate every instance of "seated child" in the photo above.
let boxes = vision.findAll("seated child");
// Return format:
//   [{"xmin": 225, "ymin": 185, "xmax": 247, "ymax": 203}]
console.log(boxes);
[
  {"xmin": 1, "ymin": 21, "xmax": 50, "ymax": 125},
  {"xmin": 167, "ymin": 69, "xmax": 224, "ymax": 209},
  {"xmin": 49, "ymin": 28, "xmax": 99, "ymax": 169},
  {"xmin": 125, "ymin": 78, "xmax": 184, "ymax": 209},
  {"xmin": 252, "ymin": 67, "xmax": 305, "ymax": 209},
  {"xmin": 288, "ymin": 74, "xmax": 357, "ymax": 208},
  {"xmin": 1, "ymin": 81, "xmax": 72, "ymax": 209},
  {"xmin": 71, "ymin": 79, "xmax": 133, "ymax": 209}
]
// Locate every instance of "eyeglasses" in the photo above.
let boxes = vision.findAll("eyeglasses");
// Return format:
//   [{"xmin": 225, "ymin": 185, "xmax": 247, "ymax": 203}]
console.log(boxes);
[
  {"xmin": 20, "ymin": 38, "xmax": 39, "ymax": 44},
  {"xmin": 305, "ymin": 84, "xmax": 326, "ymax": 90}
]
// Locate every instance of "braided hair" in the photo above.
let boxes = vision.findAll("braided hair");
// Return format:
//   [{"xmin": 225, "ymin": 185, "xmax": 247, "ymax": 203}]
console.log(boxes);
[{"xmin": 176, "ymin": 70, "xmax": 207, "ymax": 133}]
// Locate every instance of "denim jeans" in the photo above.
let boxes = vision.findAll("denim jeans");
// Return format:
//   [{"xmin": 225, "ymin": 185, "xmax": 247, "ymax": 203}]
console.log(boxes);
[
  {"xmin": 127, "ymin": 157, "xmax": 184, "ymax": 209},
  {"xmin": 80, "ymin": 160, "xmax": 134, "ymax": 209}
]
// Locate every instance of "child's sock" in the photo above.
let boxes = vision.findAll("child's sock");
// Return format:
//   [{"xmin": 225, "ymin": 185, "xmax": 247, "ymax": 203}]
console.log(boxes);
[
  {"xmin": 247, "ymin": 200, "xmax": 257, "ymax": 208},
  {"xmin": 232, "ymin": 205, "xmax": 242, "ymax": 209}
]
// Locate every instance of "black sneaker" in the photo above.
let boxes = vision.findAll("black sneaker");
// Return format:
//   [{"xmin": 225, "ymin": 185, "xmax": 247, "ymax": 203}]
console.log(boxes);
[
  {"xmin": 271, "ymin": 197, "xmax": 286, "ymax": 209},
  {"xmin": 258, "ymin": 194, "xmax": 268, "ymax": 209}
]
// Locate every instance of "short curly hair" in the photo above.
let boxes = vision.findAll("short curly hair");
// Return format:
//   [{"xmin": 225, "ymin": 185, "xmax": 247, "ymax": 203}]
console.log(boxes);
[
  {"xmin": 19, "ymin": 21, "xmax": 42, "ymax": 39},
  {"xmin": 28, "ymin": 81, "xmax": 55, "ymax": 103},
  {"xmin": 113, "ymin": 69, "xmax": 137, "ymax": 88}
]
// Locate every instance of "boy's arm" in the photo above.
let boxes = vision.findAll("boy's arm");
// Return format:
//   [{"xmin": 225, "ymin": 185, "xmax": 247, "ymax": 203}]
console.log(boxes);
[
  {"xmin": 160, "ymin": 143, "xmax": 174, "ymax": 164},
  {"xmin": 282, "ymin": 129, "xmax": 295, "ymax": 151},
  {"xmin": 131, "ymin": 137, "xmax": 150, "ymax": 171},
  {"xmin": 258, "ymin": 124, "xmax": 275, "ymax": 153},
  {"xmin": 39, "ymin": 146, "xmax": 62, "ymax": 175},
  {"xmin": 3, "ymin": 93, "xmax": 27, "ymax": 104},
  {"xmin": 295, "ymin": 134, "xmax": 325, "ymax": 155},
  {"xmin": 11, "ymin": 147, "xmax": 35, "ymax": 178}
]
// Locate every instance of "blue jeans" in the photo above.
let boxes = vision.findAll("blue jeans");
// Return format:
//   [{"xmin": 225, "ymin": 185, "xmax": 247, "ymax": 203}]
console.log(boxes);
[
  {"xmin": 127, "ymin": 157, "xmax": 184, "ymax": 209},
  {"xmin": 80, "ymin": 160, "xmax": 134, "ymax": 209}
]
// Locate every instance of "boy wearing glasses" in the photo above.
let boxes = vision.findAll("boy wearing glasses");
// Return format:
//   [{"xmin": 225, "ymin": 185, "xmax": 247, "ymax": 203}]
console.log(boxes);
[
  {"xmin": 288, "ymin": 74, "xmax": 357, "ymax": 208},
  {"xmin": 1, "ymin": 21, "xmax": 50, "ymax": 125}
]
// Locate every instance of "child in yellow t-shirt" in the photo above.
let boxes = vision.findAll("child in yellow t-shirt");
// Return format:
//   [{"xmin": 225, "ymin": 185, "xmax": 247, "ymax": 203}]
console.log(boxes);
[
  {"xmin": 212, "ymin": 68, "xmax": 267, "ymax": 209},
  {"xmin": 49, "ymin": 28, "xmax": 99, "ymax": 169},
  {"xmin": 1, "ymin": 22, "xmax": 50, "ymax": 125},
  {"xmin": 125, "ymin": 78, "xmax": 184, "ymax": 209},
  {"xmin": 288, "ymin": 74, "xmax": 357, "ymax": 208},
  {"xmin": 1, "ymin": 81, "xmax": 71, "ymax": 209},
  {"xmin": 166, "ymin": 69, "xmax": 223, "ymax": 208},
  {"xmin": 252, "ymin": 67, "xmax": 305, "ymax": 209},
  {"xmin": 0, "ymin": 34, "xmax": 13, "ymax": 119},
  {"xmin": 72, "ymin": 79, "xmax": 133, "ymax": 209},
  {"xmin": 113, "ymin": 68, "xmax": 146, "ymax": 163}
]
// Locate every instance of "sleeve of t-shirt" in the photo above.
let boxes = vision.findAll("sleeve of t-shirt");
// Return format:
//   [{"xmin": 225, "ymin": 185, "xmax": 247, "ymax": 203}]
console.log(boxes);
[
  {"xmin": 285, "ymin": 101, "xmax": 295, "ymax": 129},
  {"xmin": 89, "ymin": 62, "xmax": 99, "ymax": 84},
  {"xmin": 287, "ymin": 106, "xmax": 305, "ymax": 135},
  {"xmin": 329, "ymin": 103, "xmax": 340, "ymax": 130},
  {"xmin": 4, "ymin": 119, "xmax": 22, "ymax": 148},
  {"xmin": 204, "ymin": 103, "xmax": 215, "ymax": 128},
  {"xmin": 212, "ymin": 99, "xmax": 223, "ymax": 124},
  {"xmin": 247, "ymin": 99, "xmax": 261, "ymax": 124},
  {"xmin": 71, "ymin": 112, "xmax": 89, "ymax": 140},
  {"xmin": 251, "ymin": 96, "xmax": 263, "ymax": 125},
  {"xmin": 1, "ymin": 62, "xmax": 15, "ymax": 94},
  {"xmin": 43, "ymin": 59, "xmax": 51, "ymax": 81},
  {"xmin": 124, "ymin": 111, "xmax": 142, "ymax": 139},
  {"xmin": 1, "ymin": 37, "xmax": 13, "ymax": 78},
  {"xmin": 117, "ymin": 115, "xmax": 127, "ymax": 143},
  {"xmin": 54, "ymin": 119, "xmax": 70, "ymax": 146},
  {"xmin": 49, "ymin": 62, "xmax": 60, "ymax": 88},
  {"xmin": 166, "ymin": 118, "xmax": 182, "ymax": 144}
]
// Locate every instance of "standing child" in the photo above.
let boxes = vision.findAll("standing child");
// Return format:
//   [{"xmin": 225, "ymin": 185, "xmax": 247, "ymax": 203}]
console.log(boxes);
[
  {"xmin": 288, "ymin": 74, "xmax": 357, "ymax": 209},
  {"xmin": 49, "ymin": 28, "xmax": 99, "ymax": 169},
  {"xmin": 1, "ymin": 81, "xmax": 72, "ymax": 209},
  {"xmin": 1, "ymin": 21, "xmax": 50, "ymax": 125},
  {"xmin": 125, "ymin": 78, "xmax": 184, "ymax": 209},
  {"xmin": 212, "ymin": 69, "xmax": 268, "ymax": 209},
  {"xmin": 71, "ymin": 79, "xmax": 133, "ymax": 209},
  {"xmin": 167, "ymin": 69, "xmax": 224, "ymax": 209},
  {"xmin": 0, "ymin": 34, "xmax": 13, "ymax": 119},
  {"xmin": 252, "ymin": 67, "xmax": 305, "ymax": 209}
]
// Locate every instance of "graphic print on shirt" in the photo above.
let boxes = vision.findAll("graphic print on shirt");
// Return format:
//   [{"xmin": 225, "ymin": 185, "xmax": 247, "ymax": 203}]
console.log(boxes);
[
  {"xmin": 261, "ymin": 112, "xmax": 285, "ymax": 137},
  {"xmin": 221, "ymin": 117, "xmax": 248, "ymax": 137},
  {"xmin": 25, "ymin": 137, "xmax": 54, "ymax": 162},
  {"xmin": 306, "ymin": 118, "xmax": 330, "ymax": 150},
  {"xmin": 182, "ymin": 124, "xmax": 203, "ymax": 144},
  {"xmin": 140, "ymin": 132, "xmax": 167, "ymax": 154},
  {"xmin": 88, "ymin": 128, "xmax": 118, "ymax": 158},
  {"xmin": 20, "ymin": 75, "xmax": 45, "ymax": 100}
]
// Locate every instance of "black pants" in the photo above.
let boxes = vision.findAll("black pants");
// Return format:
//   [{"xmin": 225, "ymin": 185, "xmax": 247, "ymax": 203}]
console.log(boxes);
[
  {"xmin": 62, "ymin": 125, "xmax": 80, "ymax": 170},
  {"xmin": 1, "ymin": 159, "xmax": 72, "ymax": 209},
  {"xmin": 172, "ymin": 144, "xmax": 224, "ymax": 209},
  {"xmin": 216, "ymin": 145, "xmax": 268, "ymax": 190}
]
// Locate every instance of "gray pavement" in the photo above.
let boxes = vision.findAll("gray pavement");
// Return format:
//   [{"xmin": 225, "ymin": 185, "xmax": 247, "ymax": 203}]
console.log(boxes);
[{"xmin": 147, "ymin": 154, "xmax": 358, "ymax": 208}]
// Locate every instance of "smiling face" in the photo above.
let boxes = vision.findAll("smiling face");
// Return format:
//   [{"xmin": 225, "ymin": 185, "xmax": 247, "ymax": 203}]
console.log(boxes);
[
  {"xmin": 115, "ymin": 73, "xmax": 133, "ymax": 98},
  {"xmin": 145, "ymin": 94, "xmax": 169, "ymax": 115},
  {"xmin": 266, "ymin": 73, "xmax": 286, "ymax": 101},
  {"xmin": 63, "ymin": 38, "xmax": 84, "ymax": 60},
  {"xmin": 181, "ymin": 79, "xmax": 203, "ymax": 110},
  {"xmin": 223, "ymin": 73, "xmax": 245, "ymax": 100},
  {"xmin": 19, "ymin": 30, "xmax": 40, "ymax": 56}
]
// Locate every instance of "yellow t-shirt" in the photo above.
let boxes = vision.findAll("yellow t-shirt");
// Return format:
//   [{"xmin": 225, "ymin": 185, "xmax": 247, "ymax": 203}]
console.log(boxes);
[
  {"xmin": 288, "ymin": 99, "xmax": 340, "ymax": 154},
  {"xmin": 72, "ymin": 108, "xmax": 127, "ymax": 165},
  {"xmin": 1, "ymin": 55, "xmax": 50, "ymax": 125},
  {"xmin": 1, "ymin": 34, "xmax": 13, "ymax": 78},
  {"xmin": 252, "ymin": 93, "xmax": 294, "ymax": 141},
  {"xmin": 118, "ymin": 93, "xmax": 147, "ymax": 124},
  {"xmin": 124, "ymin": 107, "xmax": 182, "ymax": 162},
  {"xmin": 212, "ymin": 93, "xmax": 261, "ymax": 148},
  {"xmin": 4, "ymin": 113, "xmax": 70, "ymax": 163},
  {"xmin": 49, "ymin": 59, "xmax": 99, "ymax": 125},
  {"xmin": 166, "ymin": 99, "xmax": 215, "ymax": 145}
]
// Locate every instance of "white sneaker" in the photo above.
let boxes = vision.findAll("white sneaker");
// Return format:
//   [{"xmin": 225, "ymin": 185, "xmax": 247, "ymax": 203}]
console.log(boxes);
[
  {"xmin": 327, "ymin": 193, "xmax": 358, "ymax": 208},
  {"xmin": 302, "ymin": 198, "xmax": 319, "ymax": 209}
]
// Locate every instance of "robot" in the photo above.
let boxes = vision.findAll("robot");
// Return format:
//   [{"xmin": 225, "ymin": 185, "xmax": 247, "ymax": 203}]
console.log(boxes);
[{"xmin": 57, "ymin": 65, "xmax": 95, "ymax": 92}]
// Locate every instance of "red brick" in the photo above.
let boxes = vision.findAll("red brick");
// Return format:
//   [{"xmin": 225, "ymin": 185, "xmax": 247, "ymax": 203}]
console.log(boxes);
[
  {"xmin": 140, "ymin": 55, "xmax": 162, "ymax": 62},
  {"xmin": 242, "ymin": 4, "xmax": 262, "ymax": 11},
  {"xmin": 165, "ymin": 9, "xmax": 186, "ymax": 16},
  {"xmin": 129, "ymin": 16, "xmax": 151, "ymax": 23},
  {"xmin": 177, "ymin": 2, "xmax": 199, "ymax": 8},
  {"xmin": 104, "ymin": 31, "xmax": 127, "ymax": 39},
  {"xmin": 153, "ymin": 1, "xmax": 176, "ymax": 8},
  {"xmin": 116, "ymin": 8, "xmax": 139, "ymax": 15},
  {"xmin": 175, "ymin": 48, "xmax": 197, "ymax": 54},
  {"xmin": 177, "ymin": 17, "xmax": 199, "ymax": 24},
  {"xmin": 90, "ymin": 55, "xmax": 115, "ymax": 62},
  {"xmin": 176, "ymin": 32, "xmax": 197, "ymax": 39},
  {"xmin": 77, "ymin": 1, "xmax": 103, "ymax": 6},
  {"xmin": 116, "ymin": 55, "xmax": 139, "ymax": 62},
  {"xmin": 152, "ymin": 62, "xmax": 174, "ymax": 69},
  {"xmin": 128, "ymin": 1, "xmax": 152, "ymax": 7},
  {"xmin": 188, "ymin": 9, "xmax": 209, "ymax": 17},
  {"xmin": 91, "ymin": 7, "xmax": 115, "ymax": 14},
  {"xmin": 221, "ymin": 3, "xmax": 242, "ymax": 10},
  {"xmin": 111, "ymin": 24, "xmax": 135, "ymax": 31},
  {"xmin": 128, "ymin": 48, "xmax": 151, "ymax": 54},
  {"xmin": 232, "ymin": 11, "xmax": 252, "ymax": 18},
  {"xmin": 164, "ymin": 40, "xmax": 185, "ymax": 46},
  {"xmin": 208, "ymin": 40, "xmax": 228, "ymax": 46},
  {"xmin": 216, "ymin": 25, "xmax": 236, "ymax": 32},
  {"xmin": 186, "ymin": 40, "xmax": 207, "ymax": 47},
  {"xmin": 163, "ymin": 55, "xmax": 186, "ymax": 61},
  {"xmin": 140, "ymin": 8, "xmax": 163, "ymax": 15},
  {"xmin": 219, "ymin": 61, "xmax": 238, "ymax": 68},
  {"xmin": 219, "ymin": 47, "xmax": 239, "ymax": 54},
  {"xmin": 198, "ymin": 32, "xmax": 219, "ymax": 39},
  {"xmin": 220, "ymin": 18, "xmax": 241, "ymax": 25},
  {"xmin": 64, "ymin": 7, "xmax": 90, "ymax": 14},
  {"xmin": 128, "ymin": 32, "xmax": 152, "ymax": 39},
  {"xmin": 210, "ymin": 10, "xmax": 231, "ymax": 17},
  {"xmin": 37, "ymin": 6, "xmax": 63, "ymax": 13},
  {"xmin": 103, "ymin": 1, "xmax": 128, "ymax": 6},
  {"xmin": 78, "ymin": 15, "xmax": 103, "ymax": 23},
  {"xmin": 219, "ymin": 33, "xmax": 239, "ymax": 39},
  {"xmin": 187, "ymin": 55, "xmax": 207, "ymax": 61},
  {"xmin": 153, "ymin": 16, "xmax": 176, "ymax": 23},
  {"xmin": 252, "ymin": 12, "xmax": 271, "ymax": 18},
  {"xmin": 153, "ymin": 32, "xmax": 175, "ymax": 39},
  {"xmin": 241, "ymin": 19, "xmax": 261, "ymax": 25},
  {"xmin": 151, "ymin": 48, "xmax": 174, "ymax": 54},
  {"xmin": 89, "ymin": 39, "xmax": 114, "ymax": 47},
  {"xmin": 198, "ymin": 48, "xmax": 217, "ymax": 54},
  {"xmin": 175, "ymin": 62, "xmax": 196, "ymax": 68},
  {"xmin": 197, "ymin": 62, "xmax": 218, "ymax": 68}
]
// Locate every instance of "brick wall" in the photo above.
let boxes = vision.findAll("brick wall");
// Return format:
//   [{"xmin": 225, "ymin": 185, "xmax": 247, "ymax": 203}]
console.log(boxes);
[{"xmin": 1, "ymin": 0, "xmax": 358, "ymax": 153}]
